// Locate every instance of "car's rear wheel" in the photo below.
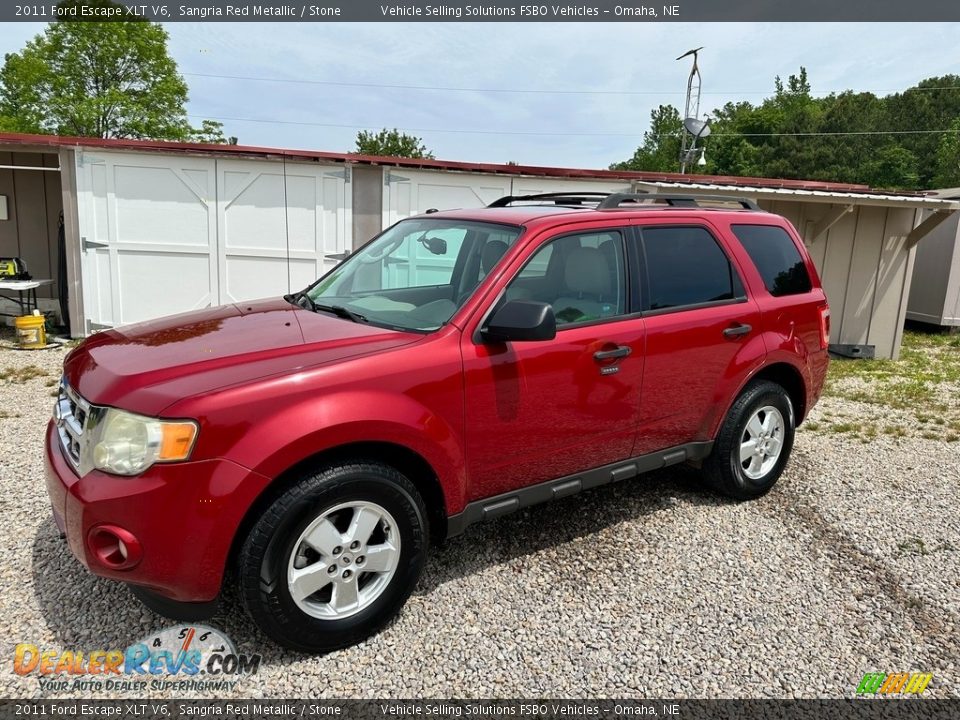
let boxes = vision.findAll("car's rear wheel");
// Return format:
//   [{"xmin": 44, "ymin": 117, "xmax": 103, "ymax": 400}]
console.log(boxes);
[
  {"xmin": 703, "ymin": 380, "xmax": 795, "ymax": 500},
  {"xmin": 238, "ymin": 461, "xmax": 428, "ymax": 652}
]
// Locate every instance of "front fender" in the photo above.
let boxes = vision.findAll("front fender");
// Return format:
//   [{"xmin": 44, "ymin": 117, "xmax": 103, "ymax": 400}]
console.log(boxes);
[
  {"xmin": 169, "ymin": 377, "xmax": 467, "ymax": 515},
  {"xmin": 243, "ymin": 390, "xmax": 467, "ymax": 514}
]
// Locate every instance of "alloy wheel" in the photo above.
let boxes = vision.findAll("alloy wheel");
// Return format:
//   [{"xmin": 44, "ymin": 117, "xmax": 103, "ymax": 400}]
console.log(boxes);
[{"xmin": 287, "ymin": 501, "xmax": 401, "ymax": 620}]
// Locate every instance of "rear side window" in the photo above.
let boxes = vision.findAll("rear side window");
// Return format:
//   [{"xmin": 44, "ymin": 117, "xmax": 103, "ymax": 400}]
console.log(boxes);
[
  {"xmin": 640, "ymin": 227, "xmax": 745, "ymax": 311},
  {"xmin": 732, "ymin": 224, "xmax": 812, "ymax": 297}
]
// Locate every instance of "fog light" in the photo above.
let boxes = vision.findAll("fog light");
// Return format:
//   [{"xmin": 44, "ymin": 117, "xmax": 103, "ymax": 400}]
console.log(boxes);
[{"xmin": 87, "ymin": 525, "xmax": 142, "ymax": 570}]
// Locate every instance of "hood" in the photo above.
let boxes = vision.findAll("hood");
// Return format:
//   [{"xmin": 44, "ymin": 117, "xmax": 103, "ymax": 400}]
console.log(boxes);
[{"xmin": 64, "ymin": 297, "xmax": 420, "ymax": 415}]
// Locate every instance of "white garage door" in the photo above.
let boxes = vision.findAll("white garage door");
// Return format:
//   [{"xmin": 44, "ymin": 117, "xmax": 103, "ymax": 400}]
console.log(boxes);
[
  {"xmin": 75, "ymin": 151, "xmax": 218, "ymax": 330},
  {"xmin": 383, "ymin": 169, "xmax": 510, "ymax": 225},
  {"xmin": 75, "ymin": 151, "xmax": 350, "ymax": 330},
  {"xmin": 218, "ymin": 159, "xmax": 351, "ymax": 304},
  {"xmin": 509, "ymin": 177, "xmax": 631, "ymax": 197},
  {"xmin": 383, "ymin": 169, "xmax": 631, "ymax": 225},
  {"xmin": 379, "ymin": 170, "xmax": 633, "ymax": 289}
]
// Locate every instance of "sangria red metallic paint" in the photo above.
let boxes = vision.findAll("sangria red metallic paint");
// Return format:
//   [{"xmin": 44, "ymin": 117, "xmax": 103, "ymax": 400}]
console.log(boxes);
[{"xmin": 44, "ymin": 199, "xmax": 829, "ymax": 625}]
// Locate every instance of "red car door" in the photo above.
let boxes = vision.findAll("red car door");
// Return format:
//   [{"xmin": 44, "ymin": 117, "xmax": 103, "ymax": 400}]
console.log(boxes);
[
  {"xmin": 631, "ymin": 221, "xmax": 766, "ymax": 456},
  {"xmin": 461, "ymin": 225, "xmax": 646, "ymax": 502}
]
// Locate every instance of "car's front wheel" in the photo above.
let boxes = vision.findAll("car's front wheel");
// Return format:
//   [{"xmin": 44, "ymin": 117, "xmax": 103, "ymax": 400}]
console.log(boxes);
[
  {"xmin": 703, "ymin": 380, "xmax": 795, "ymax": 500},
  {"xmin": 238, "ymin": 461, "xmax": 429, "ymax": 652}
]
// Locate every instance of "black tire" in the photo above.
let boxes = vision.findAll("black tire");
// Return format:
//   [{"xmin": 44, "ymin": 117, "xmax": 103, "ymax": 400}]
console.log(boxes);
[
  {"xmin": 238, "ymin": 460, "xmax": 429, "ymax": 653},
  {"xmin": 702, "ymin": 380, "xmax": 795, "ymax": 500}
]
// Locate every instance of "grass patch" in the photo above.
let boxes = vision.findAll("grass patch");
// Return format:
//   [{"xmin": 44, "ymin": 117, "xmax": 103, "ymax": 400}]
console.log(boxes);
[
  {"xmin": 829, "ymin": 422, "xmax": 858, "ymax": 434},
  {"xmin": 0, "ymin": 365, "xmax": 49, "ymax": 383},
  {"xmin": 823, "ymin": 330, "xmax": 960, "ymax": 438},
  {"xmin": 0, "ymin": 410, "xmax": 21, "ymax": 419}
]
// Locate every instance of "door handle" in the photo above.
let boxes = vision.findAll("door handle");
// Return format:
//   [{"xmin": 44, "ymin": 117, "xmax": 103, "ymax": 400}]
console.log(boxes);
[
  {"xmin": 723, "ymin": 323, "xmax": 752, "ymax": 338},
  {"xmin": 593, "ymin": 345, "xmax": 632, "ymax": 362}
]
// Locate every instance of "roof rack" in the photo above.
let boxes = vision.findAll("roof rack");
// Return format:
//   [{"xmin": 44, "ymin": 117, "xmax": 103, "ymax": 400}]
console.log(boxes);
[
  {"xmin": 487, "ymin": 191, "xmax": 762, "ymax": 212},
  {"xmin": 487, "ymin": 192, "xmax": 612, "ymax": 207},
  {"xmin": 597, "ymin": 193, "xmax": 762, "ymax": 211}
]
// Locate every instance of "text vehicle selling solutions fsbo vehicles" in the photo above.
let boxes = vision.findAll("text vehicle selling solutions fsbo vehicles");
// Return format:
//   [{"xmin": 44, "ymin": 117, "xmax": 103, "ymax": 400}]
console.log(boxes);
[{"xmin": 44, "ymin": 192, "xmax": 830, "ymax": 652}]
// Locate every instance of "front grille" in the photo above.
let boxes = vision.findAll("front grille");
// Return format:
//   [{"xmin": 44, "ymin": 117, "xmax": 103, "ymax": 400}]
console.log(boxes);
[{"xmin": 55, "ymin": 380, "xmax": 92, "ymax": 474}]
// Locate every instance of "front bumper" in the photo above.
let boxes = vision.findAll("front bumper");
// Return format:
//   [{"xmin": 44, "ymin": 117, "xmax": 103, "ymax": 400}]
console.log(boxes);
[{"xmin": 43, "ymin": 421, "xmax": 270, "ymax": 602}]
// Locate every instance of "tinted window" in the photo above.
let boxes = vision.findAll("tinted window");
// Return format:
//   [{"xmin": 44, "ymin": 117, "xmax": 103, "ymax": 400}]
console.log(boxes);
[
  {"xmin": 641, "ymin": 227, "xmax": 744, "ymax": 311},
  {"xmin": 732, "ymin": 224, "xmax": 812, "ymax": 297},
  {"xmin": 506, "ymin": 231, "xmax": 626, "ymax": 326}
]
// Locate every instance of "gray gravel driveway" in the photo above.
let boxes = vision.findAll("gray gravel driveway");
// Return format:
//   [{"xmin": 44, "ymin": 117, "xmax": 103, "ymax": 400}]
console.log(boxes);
[{"xmin": 1, "ymin": 337, "xmax": 957, "ymax": 699}]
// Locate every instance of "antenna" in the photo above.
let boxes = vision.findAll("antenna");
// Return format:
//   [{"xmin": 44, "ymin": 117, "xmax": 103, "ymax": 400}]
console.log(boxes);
[{"xmin": 677, "ymin": 47, "xmax": 709, "ymax": 174}]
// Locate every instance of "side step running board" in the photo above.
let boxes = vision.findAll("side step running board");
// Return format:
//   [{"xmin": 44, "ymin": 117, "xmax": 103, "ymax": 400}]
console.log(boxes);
[{"xmin": 445, "ymin": 441, "xmax": 713, "ymax": 537}]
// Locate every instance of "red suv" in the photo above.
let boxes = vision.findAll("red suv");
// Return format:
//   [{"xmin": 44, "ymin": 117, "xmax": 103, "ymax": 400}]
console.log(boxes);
[{"xmin": 44, "ymin": 192, "xmax": 829, "ymax": 652}]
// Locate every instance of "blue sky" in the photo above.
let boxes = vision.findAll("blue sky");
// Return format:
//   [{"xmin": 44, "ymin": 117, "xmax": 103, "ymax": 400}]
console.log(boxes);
[{"xmin": 2, "ymin": 22, "xmax": 959, "ymax": 168}]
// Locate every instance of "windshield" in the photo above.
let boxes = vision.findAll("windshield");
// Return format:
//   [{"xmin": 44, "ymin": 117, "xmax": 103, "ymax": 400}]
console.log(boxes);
[{"xmin": 303, "ymin": 219, "xmax": 523, "ymax": 331}]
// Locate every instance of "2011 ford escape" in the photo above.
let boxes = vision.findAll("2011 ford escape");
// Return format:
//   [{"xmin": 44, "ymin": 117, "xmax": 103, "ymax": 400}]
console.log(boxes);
[{"xmin": 44, "ymin": 192, "xmax": 830, "ymax": 652}]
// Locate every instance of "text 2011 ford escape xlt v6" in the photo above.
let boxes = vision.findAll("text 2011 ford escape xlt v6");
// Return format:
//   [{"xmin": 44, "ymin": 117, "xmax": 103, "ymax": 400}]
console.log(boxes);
[{"xmin": 44, "ymin": 192, "xmax": 829, "ymax": 652}]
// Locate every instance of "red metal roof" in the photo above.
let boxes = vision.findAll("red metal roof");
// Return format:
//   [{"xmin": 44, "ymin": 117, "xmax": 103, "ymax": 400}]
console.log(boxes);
[{"xmin": 0, "ymin": 130, "xmax": 909, "ymax": 195}]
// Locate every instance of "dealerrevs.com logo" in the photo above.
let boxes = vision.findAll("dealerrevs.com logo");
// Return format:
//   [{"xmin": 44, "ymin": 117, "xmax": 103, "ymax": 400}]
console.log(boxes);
[{"xmin": 14, "ymin": 625, "xmax": 261, "ymax": 693}]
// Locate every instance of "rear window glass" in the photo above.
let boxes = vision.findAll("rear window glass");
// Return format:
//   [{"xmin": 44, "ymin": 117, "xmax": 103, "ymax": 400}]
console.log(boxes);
[
  {"xmin": 641, "ymin": 227, "xmax": 744, "ymax": 311},
  {"xmin": 732, "ymin": 224, "xmax": 812, "ymax": 297}
]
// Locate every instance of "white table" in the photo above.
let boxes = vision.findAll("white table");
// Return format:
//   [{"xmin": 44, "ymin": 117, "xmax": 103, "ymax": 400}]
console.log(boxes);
[{"xmin": 0, "ymin": 278, "xmax": 54, "ymax": 317}]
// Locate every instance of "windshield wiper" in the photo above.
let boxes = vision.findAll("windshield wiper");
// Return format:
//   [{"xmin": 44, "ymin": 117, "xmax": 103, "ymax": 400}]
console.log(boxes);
[
  {"xmin": 284, "ymin": 291, "xmax": 317, "ymax": 312},
  {"xmin": 313, "ymin": 303, "xmax": 368, "ymax": 323}
]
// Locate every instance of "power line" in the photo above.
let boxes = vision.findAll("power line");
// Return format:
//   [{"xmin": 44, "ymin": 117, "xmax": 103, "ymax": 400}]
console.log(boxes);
[
  {"xmin": 718, "ymin": 129, "xmax": 954, "ymax": 137},
  {"xmin": 183, "ymin": 71, "xmax": 960, "ymax": 97},
  {"xmin": 188, "ymin": 115, "xmax": 636, "ymax": 136},
  {"xmin": 189, "ymin": 114, "xmax": 958, "ymax": 139}
]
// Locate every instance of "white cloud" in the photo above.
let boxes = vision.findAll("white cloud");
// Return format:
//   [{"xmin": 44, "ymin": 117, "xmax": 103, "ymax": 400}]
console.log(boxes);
[{"xmin": 2, "ymin": 21, "xmax": 958, "ymax": 168}]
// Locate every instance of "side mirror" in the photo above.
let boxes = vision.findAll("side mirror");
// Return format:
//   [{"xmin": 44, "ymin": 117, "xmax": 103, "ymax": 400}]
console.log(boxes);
[
  {"xmin": 482, "ymin": 300, "xmax": 556, "ymax": 342},
  {"xmin": 419, "ymin": 236, "xmax": 448, "ymax": 255}
]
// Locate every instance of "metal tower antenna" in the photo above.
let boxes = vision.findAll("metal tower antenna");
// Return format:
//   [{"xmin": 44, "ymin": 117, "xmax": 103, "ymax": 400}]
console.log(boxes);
[{"xmin": 677, "ymin": 47, "xmax": 708, "ymax": 174}]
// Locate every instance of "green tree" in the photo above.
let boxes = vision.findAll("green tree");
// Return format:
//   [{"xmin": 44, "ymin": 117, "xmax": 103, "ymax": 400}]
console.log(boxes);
[
  {"xmin": 613, "ymin": 68, "xmax": 960, "ymax": 190},
  {"xmin": 860, "ymin": 145, "xmax": 920, "ymax": 189},
  {"xmin": 189, "ymin": 119, "xmax": 237, "ymax": 145},
  {"xmin": 934, "ymin": 117, "xmax": 960, "ymax": 188},
  {"xmin": 0, "ymin": 0, "xmax": 194, "ymax": 139},
  {"xmin": 355, "ymin": 128, "xmax": 434, "ymax": 158},
  {"xmin": 883, "ymin": 75, "xmax": 960, "ymax": 188},
  {"xmin": 0, "ymin": 48, "xmax": 47, "ymax": 133},
  {"xmin": 609, "ymin": 105, "xmax": 683, "ymax": 172}
]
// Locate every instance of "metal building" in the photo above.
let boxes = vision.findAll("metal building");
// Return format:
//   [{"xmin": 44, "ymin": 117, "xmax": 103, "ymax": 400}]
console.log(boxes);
[
  {"xmin": 907, "ymin": 188, "xmax": 960, "ymax": 329},
  {"xmin": 0, "ymin": 132, "xmax": 956, "ymax": 358}
]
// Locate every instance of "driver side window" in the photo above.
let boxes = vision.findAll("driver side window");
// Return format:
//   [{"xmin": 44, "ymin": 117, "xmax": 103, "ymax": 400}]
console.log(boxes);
[{"xmin": 506, "ymin": 231, "xmax": 627, "ymax": 326}]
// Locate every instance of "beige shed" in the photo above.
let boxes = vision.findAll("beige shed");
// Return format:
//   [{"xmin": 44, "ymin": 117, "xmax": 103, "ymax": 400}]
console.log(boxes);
[{"xmin": 907, "ymin": 188, "xmax": 960, "ymax": 329}]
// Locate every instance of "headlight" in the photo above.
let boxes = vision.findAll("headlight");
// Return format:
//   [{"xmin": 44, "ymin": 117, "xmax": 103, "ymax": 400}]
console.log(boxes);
[{"xmin": 90, "ymin": 408, "xmax": 198, "ymax": 476}]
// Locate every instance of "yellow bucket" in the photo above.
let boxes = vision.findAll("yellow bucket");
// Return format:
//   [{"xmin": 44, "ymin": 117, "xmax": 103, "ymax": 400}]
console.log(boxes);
[{"xmin": 14, "ymin": 313, "xmax": 47, "ymax": 349}]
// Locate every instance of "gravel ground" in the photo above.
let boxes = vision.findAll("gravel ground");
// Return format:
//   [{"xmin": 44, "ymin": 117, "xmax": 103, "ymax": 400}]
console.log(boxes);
[{"xmin": 0, "ymin": 333, "xmax": 958, "ymax": 699}]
